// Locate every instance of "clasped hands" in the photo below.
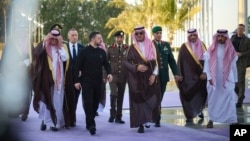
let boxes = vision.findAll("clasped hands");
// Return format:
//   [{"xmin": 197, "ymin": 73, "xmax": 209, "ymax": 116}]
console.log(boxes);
[{"xmin": 136, "ymin": 64, "xmax": 156, "ymax": 85}]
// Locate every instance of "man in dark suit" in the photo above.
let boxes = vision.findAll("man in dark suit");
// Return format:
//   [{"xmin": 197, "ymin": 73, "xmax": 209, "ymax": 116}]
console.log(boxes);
[
  {"xmin": 231, "ymin": 24, "xmax": 250, "ymax": 108},
  {"xmin": 152, "ymin": 26, "xmax": 181, "ymax": 127},
  {"xmin": 64, "ymin": 28, "xmax": 84, "ymax": 127}
]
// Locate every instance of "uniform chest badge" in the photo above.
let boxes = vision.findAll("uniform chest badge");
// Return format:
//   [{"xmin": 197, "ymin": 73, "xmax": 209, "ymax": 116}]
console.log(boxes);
[{"xmin": 163, "ymin": 47, "xmax": 168, "ymax": 51}]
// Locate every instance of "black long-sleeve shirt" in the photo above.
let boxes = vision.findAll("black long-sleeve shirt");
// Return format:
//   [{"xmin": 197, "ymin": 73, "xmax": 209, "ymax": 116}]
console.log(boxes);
[{"xmin": 74, "ymin": 44, "xmax": 111, "ymax": 85}]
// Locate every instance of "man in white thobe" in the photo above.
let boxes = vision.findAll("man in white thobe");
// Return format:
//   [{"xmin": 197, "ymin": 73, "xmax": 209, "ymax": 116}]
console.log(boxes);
[
  {"xmin": 203, "ymin": 29, "xmax": 238, "ymax": 128},
  {"xmin": 32, "ymin": 24, "xmax": 69, "ymax": 131}
]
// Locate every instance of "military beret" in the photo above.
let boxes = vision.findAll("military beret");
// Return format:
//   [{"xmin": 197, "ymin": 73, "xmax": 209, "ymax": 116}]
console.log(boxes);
[
  {"xmin": 152, "ymin": 26, "xmax": 162, "ymax": 33},
  {"xmin": 50, "ymin": 23, "xmax": 62, "ymax": 36},
  {"xmin": 114, "ymin": 30, "xmax": 124, "ymax": 37}
]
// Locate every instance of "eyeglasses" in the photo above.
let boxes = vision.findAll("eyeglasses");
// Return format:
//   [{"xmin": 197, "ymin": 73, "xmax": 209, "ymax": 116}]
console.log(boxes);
[{"xmin": 135, "ymin": 32, "xmax": 144, "ymax": 36}]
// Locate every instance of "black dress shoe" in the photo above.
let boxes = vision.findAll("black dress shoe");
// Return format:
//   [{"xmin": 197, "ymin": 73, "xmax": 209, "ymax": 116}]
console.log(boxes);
[
  {"xmin": 50, "ymin": 126, "xmax": 58, "ymax": 131},
  {"xmin": 198, "ymin": 112, "xmax": 204, "ymax": 119},
  {"xmin": 21, "ymin": 114, "xmax": 28, "ymax": 121},
  {"xmin": 115, "ymin": 118, "xmax": 125, "ymax": 124},
  {"xmin": 70, "ymin": 122, "xmax": 76, "ymax": 127},
  {"xmin": 145, "ymin": 125, "xmax": 150, "ymax": 128},
  {"xmin": 137, "ymin": 125, "xmax": 144, "ymax": 133},
  {"xmin": 40, "ymin": 121, "xmax": 46, "ymax": 131},
  {"xmin": 186, "ymin": 118, "xmax": 193, "ymax": 123},
  {"xmin": 88, "ymin": 126, "xmax": 96, "ymax": 135},
  {"xmin": 207, "ymin": 120, "xmax": 213, "ymax": 128},
  {"xmin": 236, "ymin": 102, "xmax": 242, "ymax": 108},
  {"xmin": 231, "ymin": 122, "xmax": 241, "ymax": 125},
  {"xmin": 64, "ymin": 126, "xmax": 70, "ymax": 129},
  {"xmin": 108, "ymin": 117, "xmax": 114, "ymax": 123},
  {"xmin": 155, "ymin": 122, "xmax": 160, "ymax": 127}
]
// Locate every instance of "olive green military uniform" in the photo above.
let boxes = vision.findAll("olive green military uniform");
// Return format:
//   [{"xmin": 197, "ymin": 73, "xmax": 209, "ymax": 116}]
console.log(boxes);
[{"xmin": 107, "ymin": 43, "xmax": 128, "ymax": 122}]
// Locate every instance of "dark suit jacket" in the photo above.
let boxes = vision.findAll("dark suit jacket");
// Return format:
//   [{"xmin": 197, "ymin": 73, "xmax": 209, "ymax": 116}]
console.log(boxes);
[
  {"xmin": 67, "ymin": 43, "xmax": 85, "ymax": 65},
  {"xmin": 231, "ymin": 34, "xmax": 250, "ymax": 67}
]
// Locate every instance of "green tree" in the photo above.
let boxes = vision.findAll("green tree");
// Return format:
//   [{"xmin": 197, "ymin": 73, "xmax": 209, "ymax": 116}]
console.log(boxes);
[
  {"xmin": 39, "ymin": 0, "xmax": 82, "ymax": 41},
  {"xmin": 38, "ymin": 0, "xmax": 122, "ymax": 45}
]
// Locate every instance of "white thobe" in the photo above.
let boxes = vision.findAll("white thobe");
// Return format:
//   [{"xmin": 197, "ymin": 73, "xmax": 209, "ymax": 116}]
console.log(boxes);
[
  {"xmin": 138, "ymin": 42, "xmax": 158, "ymax": 75},
  {"xmin": 38, "ymin": 46, "xmax": 68, "ymax": 128},
  {"xmin": 203, "ymin": 44, "xmax": 238, "ymax": 123}
]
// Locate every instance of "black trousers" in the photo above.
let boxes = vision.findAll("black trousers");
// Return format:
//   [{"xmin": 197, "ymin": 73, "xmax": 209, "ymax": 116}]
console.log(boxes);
[
  {"xmin": 82, "ymin": 83, "xmax": 101, "ymax": 129},
  {"xmin": 160, "ymin": 80, "xmax": 168, "ymax": 101},
  {"xmin": 155, "ymin": 80, "xmax": 168, "ymax": 123},
  {"xmin": 74, "ymin": 88, "xmax": 81, "ymax": 110},
  {"xmin": 235, "ymin": 64, "xmax": 246, "ymax": 104}
]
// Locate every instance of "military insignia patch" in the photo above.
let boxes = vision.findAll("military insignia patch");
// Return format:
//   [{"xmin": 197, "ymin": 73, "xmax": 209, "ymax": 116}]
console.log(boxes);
[{"xmin": 163, "ymin": 47, "xmax": 168, "ymax": 51}]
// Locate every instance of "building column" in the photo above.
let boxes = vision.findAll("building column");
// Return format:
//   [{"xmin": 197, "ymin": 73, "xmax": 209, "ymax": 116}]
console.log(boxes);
[{"xmin": 238, "ymin": 0, "xmax": 248, "ymax": 36}]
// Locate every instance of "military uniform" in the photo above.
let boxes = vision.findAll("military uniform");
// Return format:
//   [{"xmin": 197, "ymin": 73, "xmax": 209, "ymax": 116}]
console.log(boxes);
[
  {"xmin": 107, "ymin": 42, "xmax": 128, "ymax": 123},
  {"xmin": 152, "ymin": 26, "xmax": 179, "ymax": 127},
  {"xmin": 153, "ymin": 40, "xmax": 179, "ymax": 99}
]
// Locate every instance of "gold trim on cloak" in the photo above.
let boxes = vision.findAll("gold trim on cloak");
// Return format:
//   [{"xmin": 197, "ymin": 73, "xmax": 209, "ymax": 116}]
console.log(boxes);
[
  {"xmin": 133, "ymin": 43, "xmax": 147, "ymax": 62},
  {"xmin": 46, "ymin": 44, "xmax": 69, "ymax": 82},
  {"xmin": 184, "ymin": 42, "xmax": 206, "ymax": 69},
  {"xmin": 132, "ymin": 43, "xmax": 158, "ymax": 73}
]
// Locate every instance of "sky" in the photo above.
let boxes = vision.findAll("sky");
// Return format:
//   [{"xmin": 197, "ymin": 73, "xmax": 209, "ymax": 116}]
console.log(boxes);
[{"xmin": 126, "ymin": 0, "xmax": 250, "ymax": 33}]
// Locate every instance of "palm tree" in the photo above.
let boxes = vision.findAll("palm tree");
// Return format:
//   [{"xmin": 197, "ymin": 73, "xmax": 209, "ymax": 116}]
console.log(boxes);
[
  {"xmin": 105, "ymin": 0, "xmax": 136, "ymax": 44},
  {"xmin": 158, "ymin": 0, "xmax": 200, "ymax": 44},
  {"xmin": 106, "ymin": 0, "xmax": 162, "ymax": 39},
  {"xmin": 105, "ymin": 0, "xmax": 200, "ymax": 44},
  {"xmin": 105, "ymin": 8, "xmax": 139, "ymax": 44}
]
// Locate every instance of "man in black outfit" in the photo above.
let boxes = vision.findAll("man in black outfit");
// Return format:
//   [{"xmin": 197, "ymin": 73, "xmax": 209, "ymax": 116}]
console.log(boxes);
[
  {"xmin": 230, "ymin": 24, "xmax": 250, "ymax": 108},
  {"xmin": 74, "ymin": 31, "xmax": 113, "ymax": 135}
]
